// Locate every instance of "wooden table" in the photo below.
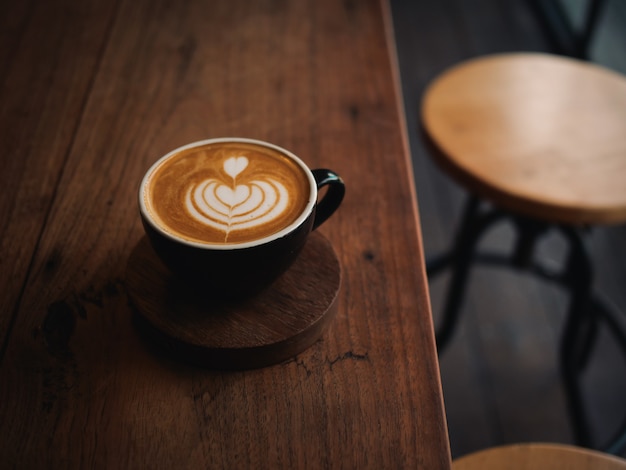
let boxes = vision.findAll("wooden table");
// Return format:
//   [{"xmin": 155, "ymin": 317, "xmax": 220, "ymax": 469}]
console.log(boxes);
[{"xmin": 0, "ymin": 0, "xmax": 451, "ymax": 467}]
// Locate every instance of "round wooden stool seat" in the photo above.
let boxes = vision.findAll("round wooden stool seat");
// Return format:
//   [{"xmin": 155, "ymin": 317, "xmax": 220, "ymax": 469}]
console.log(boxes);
[
  {"xmin": 422, "ymin": 53, "xmax": 626, "ymax": 225},
  {"xmin": 453, "ymin": 443, "xmax": 626, "ymax": 470}
]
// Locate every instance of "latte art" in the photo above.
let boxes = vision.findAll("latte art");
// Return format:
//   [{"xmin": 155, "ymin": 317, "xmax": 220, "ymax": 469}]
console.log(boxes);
[
  {"xmin": 143, "ymin": 141, "xmax": 312, "ymax": 245},
  {"xmin": 185, "ymin": 157, "xmax": 289, "ymax": 242}
]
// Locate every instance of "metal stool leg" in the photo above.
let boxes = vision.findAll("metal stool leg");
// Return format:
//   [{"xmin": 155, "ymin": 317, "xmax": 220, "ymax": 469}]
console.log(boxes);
[
  {"xmin": 559, "ymin": 227, "xmax": 595, "ymax": 447},
  {"xmin": 428, "ymin": 197, "xmax": 507, "ymax": 351},
  {"xmin": 589, "ymin": 293, "xmax": 626, "ymax": 455},
  {"xmin": 426, "ymin": 197, "xmax": 479, "ymax": 279},
  {"xmin": 426, "ymin": 199, "xmax": 626, "ymax": 452}
]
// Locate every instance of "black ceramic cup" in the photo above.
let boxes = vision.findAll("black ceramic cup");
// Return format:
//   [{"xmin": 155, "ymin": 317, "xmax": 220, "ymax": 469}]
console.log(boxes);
[{"xmin": 138, "ymin": 138, "xmax": 344, "ymax": 298}]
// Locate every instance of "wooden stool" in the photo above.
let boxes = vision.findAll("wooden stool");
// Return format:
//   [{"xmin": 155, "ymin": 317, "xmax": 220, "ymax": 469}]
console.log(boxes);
[
  {"xmin": 421, "ymin": 53, "xmax": 626, "ymax": 453},
  {"xmin": 453, "ymin": 443, "xmax": 626, "ymax": 470}
]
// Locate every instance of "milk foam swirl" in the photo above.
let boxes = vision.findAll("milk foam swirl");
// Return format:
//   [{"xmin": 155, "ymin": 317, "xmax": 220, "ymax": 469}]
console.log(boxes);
[{"xmin": 184, "ymin": 156, "xmax": 289, "ymax": 242}]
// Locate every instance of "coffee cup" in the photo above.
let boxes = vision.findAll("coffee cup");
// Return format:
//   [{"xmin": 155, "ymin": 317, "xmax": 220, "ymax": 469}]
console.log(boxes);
[{"xmin": 138, "ymin": 137, "xmax": 345, "ymax": 297}]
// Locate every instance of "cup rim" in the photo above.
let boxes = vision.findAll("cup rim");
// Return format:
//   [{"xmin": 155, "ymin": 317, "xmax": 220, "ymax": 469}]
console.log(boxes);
[{"xmin": 139, "ymin": 137, "xmax": 317, "ymax": 250}]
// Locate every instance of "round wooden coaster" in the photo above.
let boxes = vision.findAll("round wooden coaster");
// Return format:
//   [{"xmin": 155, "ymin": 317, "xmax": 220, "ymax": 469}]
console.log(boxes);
[{"xmin": 126, "ymin": 232, "xmax": 341, "ymax": 370}]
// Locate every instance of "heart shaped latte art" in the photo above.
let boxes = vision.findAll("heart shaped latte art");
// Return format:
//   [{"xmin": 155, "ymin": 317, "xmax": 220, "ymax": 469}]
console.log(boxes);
[
  {"xmin": 185, "ymin": 156, "xmax": 289, "ymax": 242},
  {"xmin": 223, "ymin": 156, "xmax": 248, "ymax": 178},
  {"xmin": 216, "ymin": 184, "xmax": 250, "ymax": 207}
]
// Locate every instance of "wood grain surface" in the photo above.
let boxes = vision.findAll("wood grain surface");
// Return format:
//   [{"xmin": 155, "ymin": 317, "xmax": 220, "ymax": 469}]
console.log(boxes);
[
  {"xmin": 422, "ymin": 53, "xmax": 626, "ymax": 225},
  {"xmin": 0, "ymin": 0, "xmax": 450, "ymax": 468}
]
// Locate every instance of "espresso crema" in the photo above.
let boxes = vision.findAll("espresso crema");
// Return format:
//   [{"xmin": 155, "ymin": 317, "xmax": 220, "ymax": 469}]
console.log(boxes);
[{"xmin": 143, "ymin": 141, "xmax": 312, "ymax": 245}]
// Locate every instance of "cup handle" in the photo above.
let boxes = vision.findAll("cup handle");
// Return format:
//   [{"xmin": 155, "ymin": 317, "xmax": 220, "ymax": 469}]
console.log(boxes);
[{"xmin": 311, "ymin": 169, "xmax": 345, "ymax": 230}]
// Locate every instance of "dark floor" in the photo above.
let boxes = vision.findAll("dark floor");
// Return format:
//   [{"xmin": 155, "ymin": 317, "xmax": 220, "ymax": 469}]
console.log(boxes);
[{"xmin": 390, "ymin": 0, "xmax": 626, "ymax": 460}]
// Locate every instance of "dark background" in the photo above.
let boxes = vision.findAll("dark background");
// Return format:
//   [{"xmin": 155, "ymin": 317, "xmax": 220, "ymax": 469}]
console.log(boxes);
[{"xmin": 390, "ymin": 0, "xmax": 626, "ymax": 459}]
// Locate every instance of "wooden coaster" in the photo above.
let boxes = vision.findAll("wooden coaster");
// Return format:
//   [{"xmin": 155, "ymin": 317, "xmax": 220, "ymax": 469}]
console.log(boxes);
[{"xmin": 126, "ymin": 232, "xmax": 341, "ymax": 370}]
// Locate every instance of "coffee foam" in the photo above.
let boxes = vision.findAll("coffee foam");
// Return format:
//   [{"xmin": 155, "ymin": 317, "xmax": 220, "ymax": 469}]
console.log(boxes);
[{"xmin": 143, "ymin": 141, "xmax": 312, "ymax": 245}]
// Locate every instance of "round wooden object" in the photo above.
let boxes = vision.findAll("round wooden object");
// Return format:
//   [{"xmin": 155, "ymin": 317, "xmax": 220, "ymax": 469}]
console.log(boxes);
[
  {"xmin": 453, "ymin": 443, "xmax": 626, "ymax": 470},
  {"xmin": 126, "ymin": 232, "xmax": 341, "ymax": 370},
  {"xmin": 422, "ymin": 53, "xmax": 626, "ymax": 225}
]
